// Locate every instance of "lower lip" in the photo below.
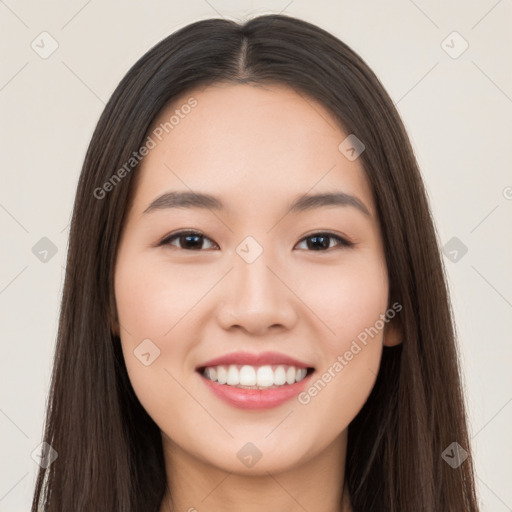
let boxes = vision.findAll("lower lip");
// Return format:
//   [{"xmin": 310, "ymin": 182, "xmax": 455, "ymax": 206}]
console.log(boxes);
[{"xmin": 199, "ymin": 372, "xmax": 313, "ymax": 410}]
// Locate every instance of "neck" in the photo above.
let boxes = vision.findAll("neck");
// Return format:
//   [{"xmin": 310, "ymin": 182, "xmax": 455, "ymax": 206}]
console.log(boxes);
[{"xmin": 159, "ymin": 432, "xmax": 351, "ymax": 512}]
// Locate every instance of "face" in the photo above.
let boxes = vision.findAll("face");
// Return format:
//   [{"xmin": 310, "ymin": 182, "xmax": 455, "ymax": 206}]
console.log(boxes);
[{"xmin": 114, "ymin": 82, "xmax": 401, "ymax": 476}]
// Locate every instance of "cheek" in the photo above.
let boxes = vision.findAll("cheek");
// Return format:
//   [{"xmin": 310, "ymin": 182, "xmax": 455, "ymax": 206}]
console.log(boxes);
[
  {"xmin": 302, "ymin": 255, "xmax": 389, "ymax": 352},
  {"xmin": 114, "ymin": 252, "xmax": 214, "ymax": 343},
  {"xmin": 114, "ymin": 254, "xmax": 184, "ymax": 405},
  {"xmin": 295, "ymin": 256, "xmax": 388, "ymax": 423},
  {"xmin": 114, "ymin": 251, "xmax": 221, "ymax": 424}
]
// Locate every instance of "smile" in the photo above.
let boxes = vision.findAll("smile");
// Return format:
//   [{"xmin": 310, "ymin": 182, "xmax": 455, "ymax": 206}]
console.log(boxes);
[
  {"xmin": 196, "ymin": 352, "xmax": 315, "ymax": 409},
  {"xmin": 201, "ymin": 364, "xmax": 311, "ymax": 389}
]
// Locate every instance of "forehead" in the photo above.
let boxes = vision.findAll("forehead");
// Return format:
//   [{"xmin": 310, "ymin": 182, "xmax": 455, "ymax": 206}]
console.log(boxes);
[{"xmin": 129, "ymin": 83, "xmax": 375, "ymax": 219}]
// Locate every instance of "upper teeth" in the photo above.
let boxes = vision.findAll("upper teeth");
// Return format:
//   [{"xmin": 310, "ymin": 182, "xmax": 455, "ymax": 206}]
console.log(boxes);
[{"xmin": 203, "ymin": 365, "xmax": 308, "ymax": 388}]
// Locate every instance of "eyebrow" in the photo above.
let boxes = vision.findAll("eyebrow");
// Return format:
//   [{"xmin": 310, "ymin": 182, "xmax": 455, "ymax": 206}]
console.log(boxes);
[{"xmin": 143, "ymin": 190, "xmax": 370, "ymax": 217}]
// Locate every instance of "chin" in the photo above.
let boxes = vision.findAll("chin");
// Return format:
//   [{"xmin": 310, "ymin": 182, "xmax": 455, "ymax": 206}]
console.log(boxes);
[{"xmin": 186, "ymin": 429, "xmax": 319, "ymax": 476}]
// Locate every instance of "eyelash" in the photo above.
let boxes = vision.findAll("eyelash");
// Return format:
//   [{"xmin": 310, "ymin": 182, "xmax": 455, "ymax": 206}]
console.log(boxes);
[{"xmin": 158, "ymin": 230, "xmax": 354, "ymax": 252}]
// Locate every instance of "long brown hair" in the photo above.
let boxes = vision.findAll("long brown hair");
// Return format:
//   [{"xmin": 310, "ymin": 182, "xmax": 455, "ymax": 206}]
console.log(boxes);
[{"xmin": 32, "ymin": 14, "xmax": 479, "ymax": 511}]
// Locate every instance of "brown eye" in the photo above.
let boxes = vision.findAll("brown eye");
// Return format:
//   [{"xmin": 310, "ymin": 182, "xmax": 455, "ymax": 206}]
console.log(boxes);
[
  {"xmin": 160, "ymin": 231, "xmax": 217, "ymax": 251},
  {"xmin": 159, "ymin": 230, "xmax": 353, "ymax": 252},
  {"xmin": 295, "ymin": 232, "xmax": 353, "ymax": 251}
]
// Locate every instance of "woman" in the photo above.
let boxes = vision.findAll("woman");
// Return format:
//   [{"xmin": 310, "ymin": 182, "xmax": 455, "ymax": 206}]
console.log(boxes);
[{"xmin": 32, "ymin": 14, "xmax": 479, "ymax": 511}]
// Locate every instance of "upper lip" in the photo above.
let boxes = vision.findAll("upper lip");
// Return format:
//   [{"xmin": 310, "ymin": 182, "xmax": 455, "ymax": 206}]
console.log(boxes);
[{"xmin": 196, "ymin": 351, "xmax": 314, "ymax": 370}]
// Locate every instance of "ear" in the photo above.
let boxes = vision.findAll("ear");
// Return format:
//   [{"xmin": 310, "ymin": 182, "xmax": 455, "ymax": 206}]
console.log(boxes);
[{"xmin": 383, "ymin": 314, "xmax": 402, "ymax": 347}]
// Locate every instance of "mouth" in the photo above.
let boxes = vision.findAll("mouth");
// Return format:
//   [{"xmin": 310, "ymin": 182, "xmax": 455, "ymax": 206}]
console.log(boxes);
[
  {"xmin": 198, "ymin": 364, "xmax": 315, "ymax": 389},
  {"xmin": 196, "ymin": 353, "xmax": 315, "ymax": 409}
]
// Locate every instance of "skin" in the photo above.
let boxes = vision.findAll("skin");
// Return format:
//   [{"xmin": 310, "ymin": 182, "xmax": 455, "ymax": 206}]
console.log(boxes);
[{"xmin": 113, "ymin": 82, "xmax": 402, "ymax": 512}]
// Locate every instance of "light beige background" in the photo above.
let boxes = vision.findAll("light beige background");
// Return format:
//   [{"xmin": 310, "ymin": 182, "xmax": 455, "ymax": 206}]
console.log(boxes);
[{"xmin": 1, "ymin": 1, "xmax": 511, "ymax": 510}]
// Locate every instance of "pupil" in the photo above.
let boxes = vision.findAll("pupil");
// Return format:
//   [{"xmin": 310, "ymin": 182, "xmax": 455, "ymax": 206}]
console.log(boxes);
[
  {"xmin": 179, "ymin": 234, "xmax": 331, "ymax": 251},
  {"xmin": 308, "ymin": 236, "xmax": 329, "ymax": 250},
  {"xmin": 183, "ymin": 234, "xmax": 202, "ymax": 249}
]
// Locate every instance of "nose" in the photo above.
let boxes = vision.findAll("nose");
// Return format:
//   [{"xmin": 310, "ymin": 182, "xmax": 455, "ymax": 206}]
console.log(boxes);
[{"xmin": 216, "ymin": 249, "xmax": 298, "ymax": 336}]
